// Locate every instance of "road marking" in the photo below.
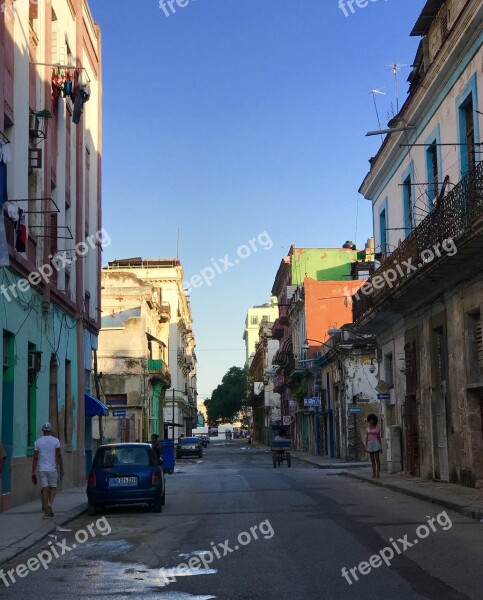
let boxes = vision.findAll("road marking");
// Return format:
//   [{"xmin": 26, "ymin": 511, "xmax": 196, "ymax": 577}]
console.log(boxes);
[
  {"xmin": 413, "ymin": 540, "xmax": 418, "ymax": 544},
  {"xmin": 72, "ymin": 543, "xmax": 77, "ymax": 548},
  {"xmin": 234, "ymin": 545, "xmax": 239, "ymax": 550}
]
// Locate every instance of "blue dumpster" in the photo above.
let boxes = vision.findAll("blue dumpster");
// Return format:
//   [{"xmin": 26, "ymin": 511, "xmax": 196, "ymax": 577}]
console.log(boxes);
[{"xmin": 161, "ymin": 439, "xmax": 175, "ymax": 474}]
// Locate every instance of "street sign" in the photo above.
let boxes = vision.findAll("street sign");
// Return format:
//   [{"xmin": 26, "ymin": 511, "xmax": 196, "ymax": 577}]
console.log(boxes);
[
  {"xmin": 377, "ymin": 393, "xmax": 391, "ymax": 400},
  {"xmin": 289, "ymin": 400, "xmax": 297, "ymax": 407},
  {"xmin": 304, "ymin": 397, "xmax": 321, "ymax": 407},
  {"xmin": 348, "ymin": 406, "xmax": 362, "ymax": 414},
  {"xmin": 112, "ymin": 410, "xmax": 126, "ymax": 418},
  {"xmin": 283, "ymin": 416, "xmax": 291, "ymax": 425},
  {"xmin": 375, "ymin": 380, "xmax": 390, "ymax": 394}
]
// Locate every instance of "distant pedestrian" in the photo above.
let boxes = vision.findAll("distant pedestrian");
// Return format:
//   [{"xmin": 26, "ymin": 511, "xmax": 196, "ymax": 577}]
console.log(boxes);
[
  {"xmin": 365, "ymin": 414, "xmax": 382, "ymax": 478},
  {"xmin": 32, "ymin": 422, "xmax": 64, "ymax": 518},
  {"xmin": 0, "ymin": 441, "xmax": 6, "ymax": 478}
]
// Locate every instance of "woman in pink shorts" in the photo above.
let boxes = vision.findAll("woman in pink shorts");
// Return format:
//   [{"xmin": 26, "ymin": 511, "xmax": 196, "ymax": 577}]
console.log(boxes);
[{"xmin": 365, "ymin": 414, "xmax": 382, "ymax": 478}]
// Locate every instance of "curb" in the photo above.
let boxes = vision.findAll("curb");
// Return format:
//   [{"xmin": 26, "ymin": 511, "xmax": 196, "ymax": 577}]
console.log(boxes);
[
  {"xmin": 0, "ymin": 502, "xmax": 87, "ymax": 567},
  {"xmin": 293, "ymin": 454, "xmax": 372, "ymax": 470},
  {"xmin": 344, "ymin": 471, "xmax": 483, "ymax": 521}
]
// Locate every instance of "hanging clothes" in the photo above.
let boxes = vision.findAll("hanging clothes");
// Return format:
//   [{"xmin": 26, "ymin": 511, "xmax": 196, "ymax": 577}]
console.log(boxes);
[
  {"xmin": 72, "ymin": 82, "xmax": 91, "ymax": 125},
  {"xmin": 0, "ymin": 140, "xmax": 10, "ymax": 207},
  {"xmin": 15, "ymin": 209, "xmax": 26, "ymax": 253}
]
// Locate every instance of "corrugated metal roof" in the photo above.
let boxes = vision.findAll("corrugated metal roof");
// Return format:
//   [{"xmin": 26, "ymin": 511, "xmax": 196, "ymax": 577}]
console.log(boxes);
[{"xmin": 410, "ymin": 0, "xmax": 445, "ymax": 36}]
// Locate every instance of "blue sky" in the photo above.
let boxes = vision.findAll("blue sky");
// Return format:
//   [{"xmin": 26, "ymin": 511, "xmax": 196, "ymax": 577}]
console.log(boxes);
[{"xmin": 89, "ymin": 0, "xmax": 425, "ymax": 400}]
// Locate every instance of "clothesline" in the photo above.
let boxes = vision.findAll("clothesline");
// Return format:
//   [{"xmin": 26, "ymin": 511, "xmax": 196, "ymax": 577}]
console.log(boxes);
[{"xmin": 30, "ymin": 62, "xmax": 91, "ymax": 83}]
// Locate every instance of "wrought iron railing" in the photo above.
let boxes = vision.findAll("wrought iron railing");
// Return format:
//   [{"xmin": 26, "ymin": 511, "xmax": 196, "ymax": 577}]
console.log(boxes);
[{"xmin": 353, "ymin": 160, "xmax": 483, "ymax": 321}]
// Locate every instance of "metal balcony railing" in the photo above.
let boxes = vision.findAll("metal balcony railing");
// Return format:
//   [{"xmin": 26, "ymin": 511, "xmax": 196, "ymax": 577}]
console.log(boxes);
[{"xmin": 353, "ymin": 161, "xmax": 483, "ymax": 322}]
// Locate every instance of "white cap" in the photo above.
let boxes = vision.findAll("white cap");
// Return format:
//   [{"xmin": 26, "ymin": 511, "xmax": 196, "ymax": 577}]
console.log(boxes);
[{"xmin": 42, "ymin": 422, "xmax": 52, "ymax": 431}]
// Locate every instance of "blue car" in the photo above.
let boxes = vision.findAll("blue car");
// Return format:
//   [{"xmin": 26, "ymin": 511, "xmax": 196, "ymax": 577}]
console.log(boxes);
[{"xmin": 87, "ymin": 443, "xmax": 165, "ymax": 515}]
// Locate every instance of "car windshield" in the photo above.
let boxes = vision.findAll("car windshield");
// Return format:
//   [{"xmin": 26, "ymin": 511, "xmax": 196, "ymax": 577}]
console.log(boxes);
[
  {"xmin": 181, "ymin": 438, "xmax": 198, "ymax": 444},
  {"xmin": 94, "ymin": 446, "xmax": 152, "ymax": 468}
]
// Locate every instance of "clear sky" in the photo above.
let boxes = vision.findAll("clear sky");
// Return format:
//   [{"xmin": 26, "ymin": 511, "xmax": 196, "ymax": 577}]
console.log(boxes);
[{"xmin": 89, "ymin": 0, "xmax": 425, "ymax": 401}]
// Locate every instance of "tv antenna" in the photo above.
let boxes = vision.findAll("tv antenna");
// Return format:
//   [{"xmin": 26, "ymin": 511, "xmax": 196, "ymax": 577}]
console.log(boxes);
[
  {"xmin": 386, "ymin": 63, "xmax": 407, "ymax": 113},
  {"xmin": 369, "ymin": 88, "xmax": 386, "ymax": 141}
]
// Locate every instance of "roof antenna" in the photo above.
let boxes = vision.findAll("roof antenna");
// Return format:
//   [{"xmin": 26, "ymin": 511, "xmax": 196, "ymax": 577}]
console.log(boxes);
[
  {"xmin": 369, "ymin": 88, "xmax": 386, "ymax": 141},
  {"xmin": 386, "ymin": 63, "xmax": 407, "ymax": 114}
]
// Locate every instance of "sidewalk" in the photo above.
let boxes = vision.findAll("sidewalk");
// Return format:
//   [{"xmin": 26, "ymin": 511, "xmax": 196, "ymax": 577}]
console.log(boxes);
[
  {"xmin": 291, "ymin": 449, "xmax": 371, "ymax": 470},
  {"xmin": 0, "ymin": 487, "xmax": 87, "ymax": 566},
  {"xmin": 291, "ymin": 449, "xmax": 483, "ymax": 521}
]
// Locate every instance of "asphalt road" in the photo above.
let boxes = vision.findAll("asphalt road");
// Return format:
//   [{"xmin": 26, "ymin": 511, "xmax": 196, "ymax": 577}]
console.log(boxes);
[{"xmin": 0, "ymin": 440, "xmax": 482, "ymax": 600}]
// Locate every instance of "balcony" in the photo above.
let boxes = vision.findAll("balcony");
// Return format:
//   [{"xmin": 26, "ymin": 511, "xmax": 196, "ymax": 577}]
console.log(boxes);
[
  {"xmin": 147, "ymin": 359, "xmax": 171, "ymax": 388},
  {"xmin": 353, "ymin": 161, "xmax": 483, "ymax": 329},
  {"xmin": 159, "ymin": 302, "xmax": 171, "ymax": 322}
]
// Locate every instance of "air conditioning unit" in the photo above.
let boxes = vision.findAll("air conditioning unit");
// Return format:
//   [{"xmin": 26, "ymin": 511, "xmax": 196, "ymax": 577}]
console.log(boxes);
[
  {"xmin": 29, "ymin": 113, "xmax": 40, "ymax": 133},
  {"xmin": 28, "ymin": 351, "xmax": 41, "ymax": 373}
]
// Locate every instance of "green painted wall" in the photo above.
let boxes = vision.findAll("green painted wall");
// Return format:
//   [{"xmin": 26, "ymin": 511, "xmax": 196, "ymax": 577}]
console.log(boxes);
[
  {"xmin": 0, "ymin": 269, "xmax": 78, "ymax": 459},
  {"xmin": 291, "ymin": 248, "xmax": 359, "ymax": 283}
]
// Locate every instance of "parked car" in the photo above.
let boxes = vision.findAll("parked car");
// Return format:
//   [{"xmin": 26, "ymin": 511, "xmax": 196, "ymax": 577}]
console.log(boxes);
[
  {"xmin": 176, "ymin": 436, "xmax": 203, "ymax": 459},
  {"xmin": 87, "ymin": 443, "xmax": 165, "ymax": 515},
  {"xmin": 196, "ymin": 435, "xmax": 209, "ymax": 447}
]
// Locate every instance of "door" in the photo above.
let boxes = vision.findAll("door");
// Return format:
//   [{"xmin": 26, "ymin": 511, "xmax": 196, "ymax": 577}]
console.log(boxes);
[
  {"xmin": 404, "ymin": 395, "xmax": 420, "ymax": 476},
  {"xmin": 1, "ymin": 332, "xmax": 14, "ymax": 501}
]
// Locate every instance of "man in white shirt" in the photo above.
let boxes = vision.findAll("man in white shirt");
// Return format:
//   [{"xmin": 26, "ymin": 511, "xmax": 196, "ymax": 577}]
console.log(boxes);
[{"xmin": 32, "ymin": 422, "xmax": 64, "ymax": 519}]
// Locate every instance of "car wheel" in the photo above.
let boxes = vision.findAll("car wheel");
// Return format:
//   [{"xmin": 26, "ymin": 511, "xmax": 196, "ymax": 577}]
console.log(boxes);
[
  {"xmin": 198, "ymin": 452, "xmax": 202, "ymax": 458},
  {"xmin": 153, "ymin": 496, "xmax": 162, "ymax": 513},
  {"xmin": 87, "ymin": 501, "xmax": 98, "ymax": 516},
  {"xmin": 161, "ymin": 488, "xmax": 166, "ymax": 506},
  {"xmin": 176, "ymin": 452, "xmax": 181, "ymax": 460}
]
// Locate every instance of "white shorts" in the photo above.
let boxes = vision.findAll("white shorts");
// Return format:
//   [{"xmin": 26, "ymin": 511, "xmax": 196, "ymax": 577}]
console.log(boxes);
[
  {"xmin": 367, "ymin": 440, "xmax": 382, "ymax": 453},
  {"xmin": 39, "ymin": 471, "xmax": 57, "ymax": 488}
]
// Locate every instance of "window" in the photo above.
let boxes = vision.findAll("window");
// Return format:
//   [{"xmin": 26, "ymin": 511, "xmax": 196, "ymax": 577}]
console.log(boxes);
[
  {"xmin": 466, "ymin": 311, "xmax": 483, "ymax": 384},
  {"xmin": 403, "ymin": 175, "xmax": 413, "ymax": 235},
  {"xmin": 28, "ymin": 343, "xmax": 37, "ymax": 450},
  {"xmin": 433, "ymin": 327, "xmax": 447, "ymax": 383},
  {"xmin": 457, "ymin": 76, "xmax": 478, "ymax": 177},
  {"xmin": 250, "ymin": 316, "xmax": 258, "ymax": 326},
  {"xmin": 379, "ymin": 209, "xmax": 387, "ymax": 257},
  {"xmin": 64, "ymin": 360, "xmax": 72, "ymax": 444},
  {"xmin": 85, "ymin": 148, "xmax": 90, "ymax": 236},
  {"xmin": 464, "ymin": 100, "xmax": 475, "ymax": 174},
  {"xmin": 385, "ymin": 353, "xmax": 394, "ymax": 388},
  {"xmin": 426, "ymin": 142, "xmax": 439, "ymax": 207},
  {"xmin": 49, "ymin": 355, "xmax": 59, "ymax": 433}
]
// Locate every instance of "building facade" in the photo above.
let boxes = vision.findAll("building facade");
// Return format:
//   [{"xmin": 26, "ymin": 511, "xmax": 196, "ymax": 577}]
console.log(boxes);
[
  {"xmin": 243, "ymin": 297, "xmax": 278, "ymax": 365},
  {"xmin": 270, "ymin": 244, "xmax": 372, "ymax": 454},
  {"xmin": 248, "ymin": 318, "xmax": 281, "ymax": 444},
  {"xmin": 354, "ymin": 0, "xmax": 483, "ymax": 487},
  {"xmin": 98, "ymin": 258, "xmax": 197, "ymax": 444},
  {"xmin": 0, "ymin": 0, "xmax": 102, "ymax": 509}
]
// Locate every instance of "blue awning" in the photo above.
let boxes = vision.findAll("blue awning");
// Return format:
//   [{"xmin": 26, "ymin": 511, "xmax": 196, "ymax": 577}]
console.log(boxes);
[{"xmin": 85, "ymin": 393, "xmax": 109, "ymax": 418}]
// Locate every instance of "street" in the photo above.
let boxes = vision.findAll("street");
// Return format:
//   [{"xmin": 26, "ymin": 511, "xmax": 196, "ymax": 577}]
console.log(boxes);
[{"xmin": 0, "ymin": 440, "xmax": 482, "ymax": 600}]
